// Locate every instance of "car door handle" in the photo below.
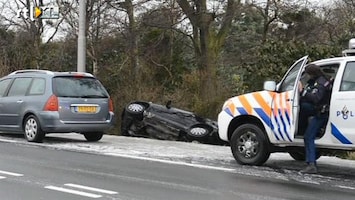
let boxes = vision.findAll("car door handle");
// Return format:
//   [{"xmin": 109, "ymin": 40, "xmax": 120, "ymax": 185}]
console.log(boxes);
[{"xmin": 16, "ymin": 100, "xmax": 23, "ymax": 103}]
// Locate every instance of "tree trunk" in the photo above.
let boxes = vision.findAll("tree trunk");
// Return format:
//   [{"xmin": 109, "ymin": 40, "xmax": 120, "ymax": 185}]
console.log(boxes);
[
  {"xmin": 177, "ymin": 0, "xmax": 237, "ymax": 116},
  {"xmin": 27, "ymin": 0, "xmax": 44, "ymax": 69},
  {"xmin": 198, "ymin": 13, "xmax": 216, "ymax": 103},
  {"xmin": 126, "ymin": 0, "xmax": 139, "ymax": 82}
]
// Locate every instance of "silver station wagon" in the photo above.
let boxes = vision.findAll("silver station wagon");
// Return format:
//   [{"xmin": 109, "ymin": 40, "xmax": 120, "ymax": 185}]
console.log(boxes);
[{"xmin": 0, "ymin": 70, "xmax": 115, "ymax": 142}]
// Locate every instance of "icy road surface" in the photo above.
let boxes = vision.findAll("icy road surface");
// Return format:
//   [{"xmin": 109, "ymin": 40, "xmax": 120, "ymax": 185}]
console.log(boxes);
[{"xmin": 1, "ymin": 133, "xmax": 355, "ymax": 191}]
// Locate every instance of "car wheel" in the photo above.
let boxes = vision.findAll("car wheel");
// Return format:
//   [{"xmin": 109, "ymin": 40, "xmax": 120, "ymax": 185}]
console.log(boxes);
[
  {"xmin": 230, "ymin": 124, "xmax": 270, "ymax": 166},
  {"xmin": 289, "ymin": 151, "xmax": 321, "ymax": 161},
  {"xmin": 120, "ymin": 126, "xmax": 131, "ymax": 136},
  {"xmin": 125, "ymin": 103, "xmax": 145, "ymax": 120},
  {"xmin": 289, "ymin": 151, "xmax": 305, "ymax": 161},
  {"xmin": 83, "ymin": 132, "xmax": 103, "ymax": 142},
  {"xmin": 187, "ymin": 125, "xmax": 210, "ymax": 138},
  {"xmin": 24, "ymin": 115, "xmax": 45, "ymax": 143},
  {"xmin": 121, "ymin": 111, "xmax": 132, "ymax": 136}
]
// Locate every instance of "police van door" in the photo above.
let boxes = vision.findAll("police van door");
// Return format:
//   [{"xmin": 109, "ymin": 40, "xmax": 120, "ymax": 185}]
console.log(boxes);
[
  {"xmin": 271, "ymin": 56, "xmax": 308, "ymax": 142},
  {"xmin": 329, "ymin": 61, "xmax": 355, "ymax": 145}
]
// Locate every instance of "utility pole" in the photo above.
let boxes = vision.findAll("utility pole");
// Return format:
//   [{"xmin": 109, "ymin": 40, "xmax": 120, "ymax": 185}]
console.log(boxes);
[{"xmin": 77, "ymin": 0, "xmax": 86, "ymax": 72}]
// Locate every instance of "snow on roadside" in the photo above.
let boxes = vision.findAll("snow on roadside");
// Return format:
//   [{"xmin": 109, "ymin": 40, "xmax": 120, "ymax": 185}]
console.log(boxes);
[{"xmin": 2, "ymin": 133, "xmax": 355, "ymax": 189}]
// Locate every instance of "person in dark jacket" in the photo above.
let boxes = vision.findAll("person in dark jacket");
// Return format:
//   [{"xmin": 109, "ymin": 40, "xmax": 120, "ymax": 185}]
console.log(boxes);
[{"xmin": 298, "ymin": 64, "xmax": 332, "ymax": 174}]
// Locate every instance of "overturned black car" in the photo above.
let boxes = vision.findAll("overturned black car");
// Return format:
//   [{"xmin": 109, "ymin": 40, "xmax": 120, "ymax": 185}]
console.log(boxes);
[{"xmin": 121, "ymin": 101, "xmax": 227, "ymax": 145}]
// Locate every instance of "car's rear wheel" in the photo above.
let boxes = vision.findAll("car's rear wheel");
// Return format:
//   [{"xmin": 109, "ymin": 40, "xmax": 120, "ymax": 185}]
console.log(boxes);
[
  {"xmin": 289, "ymin": 151, "xmax": 305, "ymax": 161},
  {"xmin": 289, "ymin": 151, "xmax": 321, "ymax": 161},
  {"xmin": 230, "ymin": 124, "xmax": 270, "ymax": 166},
  {"xmin": 24, "ymin": 115, "xmax": 45, "ymax": 143},
  {"xmin": 83, "ymin": 132, "xmax": 103, "ymax": 142},
  {"xmin": 125, "ymin": 103, "xmax": 146, "ymax": 120},
  {"xmin": 184, "ymin": 124, "xmax": 211, "ymax": 143},
  {"xmin": 188, "ymin": 126, "xmax": 210, "ymax": 137},
  {"xmin": 121, "ymin": 111, "xmax": 132, "ymax": 136}
]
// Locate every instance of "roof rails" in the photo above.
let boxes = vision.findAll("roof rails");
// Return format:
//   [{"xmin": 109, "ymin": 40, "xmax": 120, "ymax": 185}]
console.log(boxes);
[
  {"xmin": 342, "ymin": 38, "xmax": 355, "ymax": 56},
  {"xmin": 8, "ymin": 70, "xmax": 95, "ymax": 77},
  {"xmin": 66, "ymin": 71, "xmax": 94, "ymax": 77},
  {"xmin": 9, "ymin": 69, "xmax": 54, "ymax": 75}
]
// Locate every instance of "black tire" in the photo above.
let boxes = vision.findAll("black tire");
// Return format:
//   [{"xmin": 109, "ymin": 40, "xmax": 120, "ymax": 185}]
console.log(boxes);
[
  {"xmin": 289, "ymin": 151, "xmax": 305, "ymax": 161},
  {"xmin": 125, "ymin": 103, "xmax": 145, "ymax": 120},
  {"xmin": 120, "ymin": 112, "xmax": 132, "ymax": 136},
  {"xmin": 187, "ymin": 125, "xmax": 210, "ymax": 138},
  {"xmin": 23, "ymin": 115, "xmax": 45, "ymax": 143},
  {"xmin": 289, "ymin": 151, "xmax": 321, "ymax": 161},
  {"xmin": 84, "ymin": 132, "xmax": 103, "ymax": 142},
  {"xmin": 120, "ymin": 126, "xmax": 131, "ymax": 136},
  {"xmin": 230, "ymin": 124, "xmax": 270, "ymax": 166}
]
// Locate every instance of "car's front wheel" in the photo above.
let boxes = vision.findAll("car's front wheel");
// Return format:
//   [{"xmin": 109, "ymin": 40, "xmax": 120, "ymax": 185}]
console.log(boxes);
[
  {"xmin": 24, "ymin": 115, "xmax": 45, "ymax": 143},
  {"xmin": 230, "ymin": 124, "xmax": 270, "ymax": 166},
  {"xmin": 125, "ymin": 103, "xmax": 146, "ymax": 120},
  {"xmin": 83, "ymin": 132, "xmax": 103, "ymax": 142}
]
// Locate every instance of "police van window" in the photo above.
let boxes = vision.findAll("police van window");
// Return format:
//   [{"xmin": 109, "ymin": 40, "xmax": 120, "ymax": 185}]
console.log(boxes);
[
  {"xmin": 321, "ymin": 64, "xmax": 339, "ymax": 79},
  {"xmin": 279, "ymin": 60, "xmax": 304, "ymax": 92},
  {"xmin": 340, "ymin": 61, "xmax": 355, "ymax": 91}
]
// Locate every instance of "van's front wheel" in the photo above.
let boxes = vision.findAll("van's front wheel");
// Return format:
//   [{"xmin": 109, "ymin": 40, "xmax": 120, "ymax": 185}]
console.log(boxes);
[{"xmin": 230, "ymin": 124, "xmax": 270, "ymax": 166}]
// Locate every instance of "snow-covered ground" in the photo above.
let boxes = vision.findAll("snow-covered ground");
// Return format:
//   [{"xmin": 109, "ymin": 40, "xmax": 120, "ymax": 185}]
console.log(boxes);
[{"xmin": 1, "ymin": 133, "xmax": 355, "ymax": 190}]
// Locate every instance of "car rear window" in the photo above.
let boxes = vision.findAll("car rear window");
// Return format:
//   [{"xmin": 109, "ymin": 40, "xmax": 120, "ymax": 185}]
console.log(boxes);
[{"xmin": 53, "ymin": 76, "xmax": 109, "ymax": 98}]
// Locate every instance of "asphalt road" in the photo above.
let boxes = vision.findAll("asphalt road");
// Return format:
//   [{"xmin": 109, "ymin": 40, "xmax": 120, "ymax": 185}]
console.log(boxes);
[
  {"xmin": 0, "ymin": 141, "xmax": 355, "ymax": 200},
  {"xmin": 1, "ymin": 134, "xmax": 355, "ymax": 200}
]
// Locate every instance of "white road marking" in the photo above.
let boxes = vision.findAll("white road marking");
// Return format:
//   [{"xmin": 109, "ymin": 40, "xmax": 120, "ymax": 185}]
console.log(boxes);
[
  {"xmin": 45, "ymin": 185, "xmax": 102, "ymax": 198},
  {"xmin": 336, "ymin": 185, "xmax": 355, "ymax": 190},
  {"xmin": 0, "ymin": 176, "xmax": 6, "ymax": 179},
  {"xmin": 104, "ymin": 153, "xmax": 236, "ymax": 172},
  {"xmin": 65, "ymin": 183, "xmax": 118, "ymax": 194},
  {"xmin": 0, "ymin": 170, "xmax": 23, "ymax": 177},
  {"xmin": 298, "ymin": 180, "xmax": 320, "ymax": 185}
]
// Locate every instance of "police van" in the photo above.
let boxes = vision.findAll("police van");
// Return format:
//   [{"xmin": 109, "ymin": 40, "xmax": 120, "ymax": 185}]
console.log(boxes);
[{"xmin": 218, "ymin": 39, "xmax": 355, "ymax": 165}]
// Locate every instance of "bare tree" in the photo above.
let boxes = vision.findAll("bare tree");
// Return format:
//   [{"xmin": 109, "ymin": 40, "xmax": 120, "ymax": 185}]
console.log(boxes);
[
  {"xmin": 0, "ymin": 0, "xmax": 66, "ymax": 69},
  {"xmin": 323, "ymin": 0, "xmax": 355, "ymax": 45},
  {"xmin": 107, "ymin": 0, "xmax": 158, "ymax": 88},
  {"xmin": 59, "ymin": 0, "xmax": 124, "ymax": 75},
  {"xmin": 176, "ymin": 0, "xmax": 239, "ymax": 113}
]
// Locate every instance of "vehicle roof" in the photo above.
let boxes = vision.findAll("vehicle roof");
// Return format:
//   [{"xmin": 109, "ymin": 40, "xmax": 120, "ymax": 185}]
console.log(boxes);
[
  {"xmin": 311, "ymin": 56, "xmax": 355, "ymax": 65},
  {"xmin": 7, "ymin": 70, "xmax": 94, "ymax": 78}
]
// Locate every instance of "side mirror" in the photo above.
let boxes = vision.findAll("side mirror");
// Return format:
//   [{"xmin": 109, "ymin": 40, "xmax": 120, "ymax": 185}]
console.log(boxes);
[{"xmin": 264, "ymin": 81, "xmax": 276, "ymax": 91}]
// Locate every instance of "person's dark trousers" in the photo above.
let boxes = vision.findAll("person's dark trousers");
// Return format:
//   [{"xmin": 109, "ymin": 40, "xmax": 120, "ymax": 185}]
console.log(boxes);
[
  {"xmin": 303, "ymin": 114, "xmax": 328, "ymax": 164},
  {"xmin": 298, "ymin": 102, "xmax": 316, "ymax": 136}
]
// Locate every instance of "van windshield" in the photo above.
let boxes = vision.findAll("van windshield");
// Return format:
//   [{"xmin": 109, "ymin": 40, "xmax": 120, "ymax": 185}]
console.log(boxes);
[{"xmin": 52, "ymin": 76, "xmax": 109, "ymax": 98}]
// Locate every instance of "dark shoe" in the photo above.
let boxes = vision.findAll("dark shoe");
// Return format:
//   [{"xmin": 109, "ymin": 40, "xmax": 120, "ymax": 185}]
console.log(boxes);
[{"xmin": 300, "ymin": 163, "xmax": 318, "ymax": 174}]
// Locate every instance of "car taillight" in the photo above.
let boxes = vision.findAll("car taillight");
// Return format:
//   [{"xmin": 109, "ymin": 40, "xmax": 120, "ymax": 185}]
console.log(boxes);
[
  {"xmin": 44, "ymin": 95, "xmax": 59, "ymax": 111},
  {"xmin": 109, "ymin": 98, "xmax": 114, "ymax": 112}
]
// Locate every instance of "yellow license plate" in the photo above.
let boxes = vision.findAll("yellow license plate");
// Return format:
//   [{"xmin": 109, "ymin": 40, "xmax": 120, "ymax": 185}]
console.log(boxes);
[{"xmin": 77, "ymin": 106, "xmax": 97, "ymax": 113}]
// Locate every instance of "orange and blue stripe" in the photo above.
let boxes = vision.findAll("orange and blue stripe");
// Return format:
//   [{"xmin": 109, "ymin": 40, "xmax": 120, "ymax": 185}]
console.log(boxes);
[{"xmin": 224, "ymin": 91, "xmax": 293, "ymax": 142}]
